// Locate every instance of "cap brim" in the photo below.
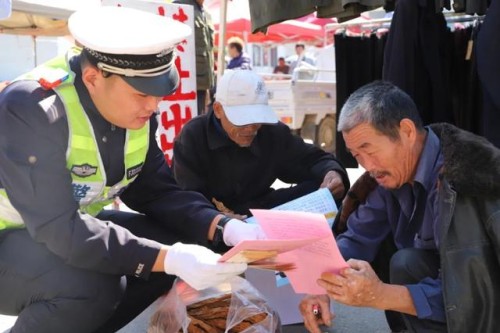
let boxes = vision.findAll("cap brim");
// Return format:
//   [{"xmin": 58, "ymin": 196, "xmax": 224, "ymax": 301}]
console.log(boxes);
[
  {"xmin": 121, "ymin": 66, "xmax": 179, "ymax": 97},
  {"xmin": 223, "ymin": 104, "xmax": 279, "ymax": 126}
]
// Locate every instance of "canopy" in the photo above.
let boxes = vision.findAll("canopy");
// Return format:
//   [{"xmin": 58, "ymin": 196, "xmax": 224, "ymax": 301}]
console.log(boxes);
[
  {"xmin": 209, "ymin": 0, "xmax": 325, "ymax": 45},
  {"xmin": 214, "ymin": 18, "xmax": 324, "ymax": 44},
  {"xmin": 0, "ymin": 0, "xmax": 99, "ymax": 36}
]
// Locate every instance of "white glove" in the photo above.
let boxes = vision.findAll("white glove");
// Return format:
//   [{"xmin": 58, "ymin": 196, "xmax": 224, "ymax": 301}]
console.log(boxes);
[
  {"xmin": 223, "ymin": 219, "xmax": 267, "ymax": 247},
  {"xmin": 164, "ymin": 242, "xmax": 247, "ymax": 290}
]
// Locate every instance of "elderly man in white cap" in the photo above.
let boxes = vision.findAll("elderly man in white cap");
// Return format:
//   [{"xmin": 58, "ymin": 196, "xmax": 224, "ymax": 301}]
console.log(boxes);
[
  {"xmin": 173, "ymin": 70, "xmax": 349, "ymax": 218},
  {"xmin": 0, "ymin": 6, "xmax": 264, "ymax": 333}
]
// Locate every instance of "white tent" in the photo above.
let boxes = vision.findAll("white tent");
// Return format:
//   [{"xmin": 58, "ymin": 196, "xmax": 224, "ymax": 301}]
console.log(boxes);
[{"xmin": 0, "ymin": 0, "xmax": 100, "ymax": 36}]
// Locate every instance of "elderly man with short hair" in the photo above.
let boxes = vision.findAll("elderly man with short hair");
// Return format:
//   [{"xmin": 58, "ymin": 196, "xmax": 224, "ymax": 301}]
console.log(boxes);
[{"xmin": 300, "ymin": 81, "xmax": 500, "ymax": 333}]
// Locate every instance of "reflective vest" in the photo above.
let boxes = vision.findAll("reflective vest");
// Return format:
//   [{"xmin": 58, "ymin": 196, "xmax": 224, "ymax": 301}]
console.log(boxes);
[{"xmin": 0, "ymin": 50, "xmax": 149, "ymax": 230}]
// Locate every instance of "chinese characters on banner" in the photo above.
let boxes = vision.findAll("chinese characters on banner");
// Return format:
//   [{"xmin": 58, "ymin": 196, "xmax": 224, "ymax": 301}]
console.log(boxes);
[{"xmin": 103, "ymin": 0, "xmax": 197, "ymax": 164}]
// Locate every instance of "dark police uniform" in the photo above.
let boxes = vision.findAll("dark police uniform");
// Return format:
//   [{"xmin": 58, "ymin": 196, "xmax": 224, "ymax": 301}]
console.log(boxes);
[
  {"xmin": 173, "ymin": 110, "xmax": 350, "ymax": 215},
  {"xmin": 0, "ymin": 54, "xmax": 219, "ymax": 333}
]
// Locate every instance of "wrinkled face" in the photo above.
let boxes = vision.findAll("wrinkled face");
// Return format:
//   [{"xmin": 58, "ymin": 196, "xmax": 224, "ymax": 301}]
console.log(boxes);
[
  {"xmin": 82, "ymin": 67, "xmax": 161, "ymax": 130},
  {"xmin": 214, "ymin": 102, "xmax": 261, "ymax": 147},
  {"xmin": 343, "ymin": 122, "xmax": 418, "ymax": 189}
]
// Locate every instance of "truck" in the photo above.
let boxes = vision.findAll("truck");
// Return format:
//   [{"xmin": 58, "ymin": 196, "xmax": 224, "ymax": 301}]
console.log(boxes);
[{"xmin": 264, "ymin": 67, "xmax": 337, "ymax": 153}]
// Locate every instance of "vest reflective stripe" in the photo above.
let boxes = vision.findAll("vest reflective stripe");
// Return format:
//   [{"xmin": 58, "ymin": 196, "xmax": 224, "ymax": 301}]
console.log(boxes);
[{"xmin": 0, "ymin": 51, "xmax": 149, "ymax": 229}]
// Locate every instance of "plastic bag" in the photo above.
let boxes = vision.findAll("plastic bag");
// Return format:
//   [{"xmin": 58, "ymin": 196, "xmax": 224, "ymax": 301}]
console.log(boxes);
[{"xmin": 148, "ymin": 276, "xmax": 281, "ymax": 333}]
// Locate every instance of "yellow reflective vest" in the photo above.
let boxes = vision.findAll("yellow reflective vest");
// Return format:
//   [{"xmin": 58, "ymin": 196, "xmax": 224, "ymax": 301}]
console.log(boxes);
[{"xmin": 0, "ymin": 51, "xmax": 149, "ymax": 230}]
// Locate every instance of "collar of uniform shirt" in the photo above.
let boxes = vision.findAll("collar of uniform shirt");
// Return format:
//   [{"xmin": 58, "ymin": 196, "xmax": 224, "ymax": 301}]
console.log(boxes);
[{"xmin": 71, "ymin": 55, "xmax": 122, "ymax": 135}]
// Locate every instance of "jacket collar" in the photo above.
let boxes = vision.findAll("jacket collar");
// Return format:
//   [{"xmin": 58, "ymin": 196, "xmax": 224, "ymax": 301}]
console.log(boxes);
[
  {"xmin": 431, "ymin": 123, "xmax": 500, "ymax": 198},
  {"xmin": 413, "ymin": 127, "xmax": 442, "ymax": 192},
  {"xmin": 70, "ymin": 55, "xmax": 118, "ymax": 134}
]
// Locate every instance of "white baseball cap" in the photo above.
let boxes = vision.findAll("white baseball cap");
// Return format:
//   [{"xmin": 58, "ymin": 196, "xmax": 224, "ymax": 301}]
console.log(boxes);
[
  {"xmin": 216, "ymin": 70, "xmax": 278, "ymax": 126},
  {"xmin": 69, "ymin": 6, "xmax": 191, "ymax": 97}
]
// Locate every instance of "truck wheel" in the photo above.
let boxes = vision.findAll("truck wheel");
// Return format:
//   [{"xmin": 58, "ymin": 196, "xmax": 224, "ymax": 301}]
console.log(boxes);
[
  {"xmin": 300, "ymin": 115, "xmax": 317, "ymax": 145},
  {"xmin": 317, "ymin": 115, "xmax": 336, "ymax": 153}
]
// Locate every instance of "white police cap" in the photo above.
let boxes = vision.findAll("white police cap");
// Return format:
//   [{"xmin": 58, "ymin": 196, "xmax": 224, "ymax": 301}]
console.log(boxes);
[{"xmin": 68, "ymin": 6, "xmax": 192, "ymax": 97}]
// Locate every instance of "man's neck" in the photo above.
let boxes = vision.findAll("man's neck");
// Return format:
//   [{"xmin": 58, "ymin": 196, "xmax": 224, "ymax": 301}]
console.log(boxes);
[{"xmin": 408, "ymin": 131, "xmax": 428, "ymax": 185}]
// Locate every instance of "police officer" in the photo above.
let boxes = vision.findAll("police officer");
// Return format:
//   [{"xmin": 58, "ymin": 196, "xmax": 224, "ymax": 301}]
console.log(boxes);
[{"xmin": 0, "ymin": 6, "xmax": 263, "ymax": 333}]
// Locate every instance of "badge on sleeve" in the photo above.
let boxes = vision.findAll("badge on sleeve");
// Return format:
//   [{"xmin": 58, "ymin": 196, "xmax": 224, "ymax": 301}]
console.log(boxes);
[
  {"xmin": 71, "ymin": 164, "xmax": 98, "ymax": 177},
  {"xmin": 38, "ymin": 68, "xmax": 69, "ymax": 90}
]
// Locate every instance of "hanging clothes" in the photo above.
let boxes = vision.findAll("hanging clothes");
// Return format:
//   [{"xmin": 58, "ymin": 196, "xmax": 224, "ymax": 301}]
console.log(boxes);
[
  {"xmin": 477, "ymin": 0, "xmax": 500, "ymax": 147},
  {"xmin": 317, "ymin": 1, "xmax": 385, "ymax": 21},
  {"xmin": 248, "ymin": 0, "xmax": 318, "ymax": 34},
  {"xmin": 448, "ymin": 24, "xmax": 483, "ymax": 134},
  {"xmin": 249, "ymin": 0, "xmax": 384, "ymax": 33},
  {"xmin": 335, "ymin": 31, "xmax": 388, "ymax": 167},
  {"xmin": 453, "ymin": 0, "xmax": 491, "ymax": 15},
  {"xmin": 383, "ymin": 0, "xmax": 454, "ymax": 125}
]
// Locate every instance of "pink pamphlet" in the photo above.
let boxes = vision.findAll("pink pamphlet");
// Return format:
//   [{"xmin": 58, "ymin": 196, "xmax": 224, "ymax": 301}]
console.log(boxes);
[{"xmin": 251, "ymin": 209, "xmax": 348, "ymax": 295}]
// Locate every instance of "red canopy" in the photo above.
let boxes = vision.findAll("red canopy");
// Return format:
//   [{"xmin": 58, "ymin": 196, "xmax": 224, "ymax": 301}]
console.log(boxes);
[
  {"xmin": 214, "ymin": 18, "xmax": 324, "ymax": 44},
  {"xmin": 209, "ymin": 0, "xmax": 324, "ymax": 44}
]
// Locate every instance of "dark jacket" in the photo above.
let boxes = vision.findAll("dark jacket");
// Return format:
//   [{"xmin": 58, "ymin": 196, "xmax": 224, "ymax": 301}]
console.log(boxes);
[
  {"xmin": 0, "ymin": 56, "xmax": 219, "ymax": 280},
  {"xmin": 431, "ymin": 123, "xmax": 500, "ymax": 333},
  {"xmin": 340, "ymin": 123, "xmax": 500, "ymax": 332},
  {"xmin": 172, "ymin": 110, "xmax": 349, "ymax": 214},
  {"xmin": 173, "ymin": 0, "xmax": 214, "ymax": 90}
]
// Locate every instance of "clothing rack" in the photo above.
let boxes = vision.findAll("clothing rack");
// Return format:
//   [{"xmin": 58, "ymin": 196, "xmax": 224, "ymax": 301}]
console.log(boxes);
[{"xmin": 324, "ymin": 13, "xmax": 485, "ymax": 33}]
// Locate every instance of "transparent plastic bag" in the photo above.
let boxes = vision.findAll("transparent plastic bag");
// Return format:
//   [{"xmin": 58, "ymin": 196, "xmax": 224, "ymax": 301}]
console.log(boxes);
[{"xmin": 148, "ymin": 276, "xmax": 281, "ymax": 333}]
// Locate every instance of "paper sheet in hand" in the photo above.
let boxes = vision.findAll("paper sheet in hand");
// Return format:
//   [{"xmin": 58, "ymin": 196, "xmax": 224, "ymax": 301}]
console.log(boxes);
[
  {"xmin": 274, "ymin": 188, "xmax": 338, "ymax": 227},
  {"xmin": 246, "ymin": 188, "xmax": 338, "ymax": 228},
  {"xmin": 219, "ymin": 238, "xmax": 319, "ymax": 269},
  {"xmin": 251, "ymin": 209, "xmax": 348, "ymax": 295}
]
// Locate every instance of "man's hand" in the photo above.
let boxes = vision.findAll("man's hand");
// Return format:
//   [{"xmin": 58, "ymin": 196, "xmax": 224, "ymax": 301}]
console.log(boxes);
[
  {"xmin": 223, "ymin": 219, "xmax": 266, "ymax": 246},
  {"xmin": 317, "ymin": 259, "xmax": 384, "ymax": 308},
  {"xmin": 299, "ymin": 294, "xmax": 334, "ymax": 333},
  {"xmin": 164, "ymin": 242, "xmax": 247, "ymax": 290},
  {"xmin": 320, "ymin": 170, "xmax": 345, "ymax": 199}
]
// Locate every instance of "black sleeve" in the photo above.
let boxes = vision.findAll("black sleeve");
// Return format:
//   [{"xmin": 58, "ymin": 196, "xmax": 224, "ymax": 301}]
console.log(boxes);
[
  {"xmin": 120, "ymin": 117, "xmax": 218, "ymax": 245},
  {"xmin": 0, "ymin": 82, "xmax": 161, "ymax": 279},
  {"xmin": 275, "ymin": 123, "xmax": 350, "ymax": 193},
  {"xmin": 171, "ymin": 120, "xmax": 213, "ymax": 201}
]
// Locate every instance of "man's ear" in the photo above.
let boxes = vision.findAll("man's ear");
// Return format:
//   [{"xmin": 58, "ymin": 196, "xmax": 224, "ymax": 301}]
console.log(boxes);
[
  {"xmin": 213, "ymin": 101, "xmax": 223, "ymax": 119},
  {"xmin": 81, "ymin": 66, "xmax": 101, "ymax": 94},
  {"xmin": 399, "ymin": 118, "xmax": 418, "ymax": 143}
]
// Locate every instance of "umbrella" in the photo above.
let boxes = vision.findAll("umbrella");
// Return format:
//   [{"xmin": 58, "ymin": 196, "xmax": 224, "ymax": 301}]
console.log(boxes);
[
  {"xmin": 1, "ymin": 0, "xmax": 100, "ymax": 36},
  {"xmin": 210, "ymin": 0, "xmax": 324, "ymax": 44},
  {"xmin": 214, "ymin": 17, "xmax": 323, "ymax": 44}
]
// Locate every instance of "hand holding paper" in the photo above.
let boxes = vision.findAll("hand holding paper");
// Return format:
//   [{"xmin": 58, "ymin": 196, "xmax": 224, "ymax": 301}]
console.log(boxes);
[
  {"xmin": 251, "ymin": 209, "xmax": 348, "ymax": 294},
  {"xmin": 220, "ymin": 209, "xmax": 348, "ymax": 294}
]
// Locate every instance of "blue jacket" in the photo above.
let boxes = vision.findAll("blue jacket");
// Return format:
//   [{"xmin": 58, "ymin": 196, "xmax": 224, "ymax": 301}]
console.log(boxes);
[
  {"xmin": 339, "ymin": 123, "xmax": 500, "ymax": 332},
  {"xmin": 227, "ymin": 53, "xmax": 252, "ymax": 70}
]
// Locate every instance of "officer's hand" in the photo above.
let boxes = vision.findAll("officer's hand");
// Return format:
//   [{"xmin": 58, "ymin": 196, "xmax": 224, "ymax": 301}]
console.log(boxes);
[
  {"xmin": 317, "ymin": 259, "xmax": 384, "ymax": 308},
  {"xmin": 223, "ymin": 219, "xmax": 266, "ymax": 246},
  {"xmin": 320, "ymin": 170, "xmax": 345, "ymax": 199},
  {"xmin": 164, "ymin": 242, "xmax": 247, "ymax": 290},
  {"xmin": 299, "ymin": 294, "xmax": 334, "ymax": 333}
]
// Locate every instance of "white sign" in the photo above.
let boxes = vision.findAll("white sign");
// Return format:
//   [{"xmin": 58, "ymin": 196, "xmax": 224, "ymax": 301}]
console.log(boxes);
[{"xmin": 103, "ymin": 0, "xmax": 197, "ymax": 164}]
